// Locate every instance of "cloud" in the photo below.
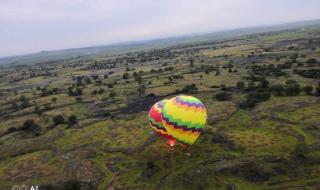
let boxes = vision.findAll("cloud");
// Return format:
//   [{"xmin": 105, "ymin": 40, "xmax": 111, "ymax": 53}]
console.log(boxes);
[{"xmin": 0, "ymin": 0, "xmax": 320, "ymax": 56}]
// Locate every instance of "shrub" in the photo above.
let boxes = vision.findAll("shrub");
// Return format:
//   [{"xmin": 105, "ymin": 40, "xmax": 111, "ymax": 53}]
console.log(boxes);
[
  {"xmin": 53, "ymin": 115, "xmax": 65, "ymax": 125},
  {"xmin": 21, "ymin": 120, "xmax": 41, "ymax": 132},
  {"xmin": 220, "ymin": 84, "xmax": 227, "ymax": 91},
  {"xmin": 246, "ymin": 81, "xmax": 255, "ymax": 91},
  {"xmin": 98, "ymin": 88, "xmax": 105, "ymax": 94},
  {"xmin": 215, "ymin": 92, "xmax": 232, "ymax": 101},
  {"xmin": 137, "ymin": 85, "xmax": 146, "ymax": 96},
  {"xmin": 7, "ymin": 127, "xmax": 17, "ymax": 133},
  {"xmin": 109, "ymin": 91, "xmax": 116, "ymax": 98},
  {"xmin": 182, "ymin": 84, "xmax": 198, "ymax": 93},
  {"xmin": 270, "ymin": 84, "xmax": 285, "ymax": 96},
  {"xmin": 236, "ymin": 81, "xmax": 245, "ymax": 89},
  {"xmin": 63, "ymin": 180, "xmax": 81, "ymax": 190},
  {"xmin": 259, "ymin": 78, "xmax": 269, "ymax": 88},
  {"xmin": 302, "ymin": 85, "xmax": 313, "ymax": 95},
  {"xmin": 317, "ymin": 83, "xmax": 320, "ymax": 96},
  {"xmin": 306, "ymin": 58, "xmax": 317, "ymax": 65},
  {"xmin": 239, "ymin": 90, "xmax": 271, "ymax": 109},
  {"xmin": 68, "ymin": 115, "xmax": 78, "ymax": 126},
  {"xmin": 122, "ymin": 72, "xmax": 130, "ymax": 79},
  {"xmin": 285, "ymin": 81, "xmax": 300, "ymax": 96}
]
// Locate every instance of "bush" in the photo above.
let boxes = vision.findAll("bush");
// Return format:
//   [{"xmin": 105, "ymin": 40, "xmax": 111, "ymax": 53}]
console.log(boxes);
[
  {"xmin": 122, "ymin": 72, "xmax": 130, "ymax": 79},
  {"xmin": 98, "ymin": 88, "xmax": 105, "ymax": 94},
  {"xmin": 21, "ymin": 120, "xmax": 41, "ymax": 132},
  {"xmin": 68, "ymin": 115, "xmax": 78, "ymax": 126},
  {"xmin": 285, "ymin": 80, "xmax": 300, "ymax": 96},
  {"xmin": 239, "ymin": 90, "xmax": 271, "ymax": 109},
  {"xmin": 182, "ymin": 84, "xmax": 198, "ymax": 93},
  {"xmin": 246, "ymin": 81, "xmax": 255, "ymax": 91},
  {"xmin": 63, "ymin": 180, "xmax": 81, "ymax": 190},
  {"xmin": 302, "ymin": 85, "xmax": 313, "ymax": 95},
  {"xmin": 109, "ymin": 91, "xmax": 116, "ymax": 98},
  {"xmin": 137, "ymin": 85, "xmax": 146, "ymax": 96},
  {"xmin": 306, "ymin": 58, "xmax": 317, "ymax": 65},
  {"xmin": 291, "ymin": 142, "xmax": 307, "ymax": 159},
  {"xmin": 317, "ymin": 84, "xmax": 320, "ymax": 96},
  {"xmin": 215, "ymin": 92, "xmax": 232, "ymax": 101},
  {"xmin": 236, "ymin": 81, "xmax": 245, "ymax": 89},
  {"xmin": 270, "ymin": 84, "xmax": 286, "ymax": 96},
  {"xmin": 220, "ymin": 84, "xmax": 227, "ymax": 91},
  {"xmin": 92, "ymin": 90, "xmax": 98, "ymax": 95},
  {"xmin": 53, "ymin": 115, "xmax": 65, "ymax": 125},
  {"xmin": 259, "ymin": 78, "xmax": 269, "ymax": 88},
  {"xmin": 7, "ymin": 127, "xmax": 17, "ymax": 133}
]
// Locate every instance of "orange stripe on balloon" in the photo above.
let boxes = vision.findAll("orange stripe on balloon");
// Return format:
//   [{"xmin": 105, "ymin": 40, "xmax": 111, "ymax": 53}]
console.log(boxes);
[{"xmin": 164, "ymin": 121, "xmax": 200, "ymax": 137}]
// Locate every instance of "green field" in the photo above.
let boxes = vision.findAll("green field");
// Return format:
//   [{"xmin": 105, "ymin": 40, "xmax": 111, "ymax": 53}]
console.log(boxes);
[{"xmin": 0, "ymin": 26, "xmax": 320, "ymax": 190}]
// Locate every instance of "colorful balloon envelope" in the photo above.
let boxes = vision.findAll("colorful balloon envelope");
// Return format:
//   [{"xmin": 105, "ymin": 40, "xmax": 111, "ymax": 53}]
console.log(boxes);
[
  {"xmin": 148, "ymin": 99, "xmax": 176, "ymax": 142},
  {"xmin": 162, "ymin": 95, "xmax": 207, "ymax": 146}
]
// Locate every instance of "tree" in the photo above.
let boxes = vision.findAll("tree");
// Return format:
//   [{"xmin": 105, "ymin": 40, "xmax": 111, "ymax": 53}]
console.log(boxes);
[
  {"xmin": 316, "ymin": 82, "xmax": 320, "ymax": 96},
  {"xmin": 236, "ymin": 81, "xmax": 245, "ymax": 89},
  {"xmin": 306, "ymin": 58, "xmax": 317, "ymax": 65},
  {"xmin": 182, "ymin": 84, "xmax": 198, "ymax": 93},
  {"xmin": 302, "ymin": 85, "xmax": 313, "ymax": 95},
  {"xmin": 137, "ymin": 85, "xmax": 146, "ymax": 96},
  {"xmin": 189, "ymin": 59, "xmax": 194, "ymax": 67},
  {"xmin": 34, "ymin": 105, "xmax": 43, "ymax": 115},
  {"xmin": 239, "ymin": 90, "xmax": 271, "ymax": 109},
  {"xmin": 92, "ymin": 90, "xmax": 98, "ymax": 95},
  {"xmin": 20, "ymin": 95, "xmax": 30, "ymax": 108},
  {"xmin": 68, "ymin": 115, "xmax": 78, "ymax": 126},
  {"xmin": 109, "ymin": 91, "xmax": 116, "ymax": 98},
  {"xmin": 270, "ymin": 84, "xmax": 285, "ymax": 96},
  {"xmin": 259, "ymin": 78, "xmax": 269, "ymax": 88},
  {"xmin": 53, "ymin": 115, "xmax": 65, "ymax": 125},
  {"xmin": 122, "ymin": 72, "xmax": 130, "ymax": 79},
  {"xmin": 21, "ymin": 120, "xmax": 41, "ymax": 132},
  {"xmin": 51, "ymin": 97, "xmax": 57, "ymax": 103},
  {"xmin": 98, "ymin": 88, "xmax": 105, "ymax": 94},
  {"xmin": 246, "ymin": 81, "xmax": 255, "ymax": 91},
  {"xmin": 84, "ymin": 77, "xmax": 91, "ymax": 84},
  {"xmin": 63, "ymin": 180, "xmax": 81, "ymax": 190},
  {"xmin": 215, "ymin": 92, "xmax": 231, "ymax": 101},
  {"xmin": 285, "ymin": 80, "xmax": 300, "ymax": 96},
  {"xmin": 220, "ymin": 84, "xmax": 227, "ymax": 91},
  {"xmin": 215, "ymin": 69, "xmax": 220, "ymax": 76},
  {"xmin": 75, "ymin": 88, "xmax": 82, "ymax": 96},
  {"xmin": 68, "ymin": 87, "xmax": 74, "ymax": 96}
]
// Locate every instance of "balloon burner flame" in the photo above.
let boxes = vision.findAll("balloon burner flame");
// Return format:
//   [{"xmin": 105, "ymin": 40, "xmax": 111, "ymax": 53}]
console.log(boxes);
[{"xmin": 167, "ymin": 140, "xmax": 176, "ymax": 147}]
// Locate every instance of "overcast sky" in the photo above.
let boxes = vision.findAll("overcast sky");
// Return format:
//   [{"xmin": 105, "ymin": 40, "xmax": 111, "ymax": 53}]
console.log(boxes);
[{"xmin": 1, "ymin": 0, "xmax": 320, "ymax": 57}]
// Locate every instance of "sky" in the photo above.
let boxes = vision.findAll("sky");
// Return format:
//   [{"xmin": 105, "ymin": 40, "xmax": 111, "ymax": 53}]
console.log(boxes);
[{"xmin": 1, "ymin": 0, "xmax": 320, "ymax": 57}]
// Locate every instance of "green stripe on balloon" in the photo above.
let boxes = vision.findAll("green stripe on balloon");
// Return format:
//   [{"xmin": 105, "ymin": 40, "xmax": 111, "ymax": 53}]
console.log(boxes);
[{"xmin": 162, "ymin": 110, "xmax": 204, "ymax": 129}]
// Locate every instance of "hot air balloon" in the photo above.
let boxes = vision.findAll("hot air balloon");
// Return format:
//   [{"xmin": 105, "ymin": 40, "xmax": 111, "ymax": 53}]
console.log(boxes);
[
  {"xmin": 148, "ymin": 99, "xmax": 176, "ymax": 146},
  {"xmin": 161, "ymin": 95, "xmax": 207, "ymax": 148}
]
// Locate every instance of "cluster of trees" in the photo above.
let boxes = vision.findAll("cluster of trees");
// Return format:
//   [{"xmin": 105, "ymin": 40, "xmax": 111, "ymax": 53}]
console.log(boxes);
[
  {"xmin": 294, "ymin": 69, "xmax": 320, "ymax": 79},
  {"xmin": 270, "ymin": 80, "xmax": 318, "ymax": 96},
  {"xmin": 39, "ymin": 87, "xmax": 59, "ymax": 97},
  {"xmin": 67, "ymin": 87, "xmax": 82, "ymax": 96},
  {"xmin": 239, "ymin": 90, "xmax": 271, "ymax": 108},
  {"xmin": 215, "ymin": 92, "xmax": 232, "ymax": 101},
  {"xmin": 150, "ymin": 66, "xmax": 174, "ymax": 74},
  {"xmin": 7, "ymin": 119, "xmax": 40, "ymax": 135},
  {"xmin": 250, "ymin": 63, "xmax": 289, "ymax": 76},
  {"xmin": 53, "ymin": 114, "xmax": 78, "ymax": 126},
  {"xmin": 181, "ymin": 83, "xmax": 198, "ymax": 93},
  {"xmin": 212, "ymin": 76, "xmax": 319, "ymax": 108}
]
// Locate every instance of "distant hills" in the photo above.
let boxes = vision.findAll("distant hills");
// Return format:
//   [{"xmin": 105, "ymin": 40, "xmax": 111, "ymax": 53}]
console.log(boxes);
[{"xmin": 1, "ymin": 19, "xmax": 320, "ymax": 67}]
